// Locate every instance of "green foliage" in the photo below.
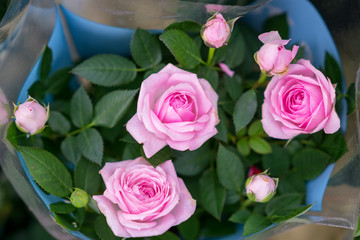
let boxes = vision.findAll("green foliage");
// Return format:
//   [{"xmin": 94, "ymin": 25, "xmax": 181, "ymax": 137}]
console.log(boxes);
[
  {"xmin": 92, "ymin": 89, "xmax": 138, "ymax": 128},
  {"xmin": 131, "ymin": 28, "xmax": 162, "ymax": 68},
  {"xmin": 48, "ymin": 111, "xmax": 71, "ymax": 135},
  {"xmin": 165, "ymin": 21, "xmax": 201, "ymax": 33},
  {"xmin": 243, "ymin": 213, "xmax": 272, "ymax": 236},
  {"xmin": 177, "ymin": 215, "xmax": 200, "ymax": 240},
  {"xmin": 19, "ymin": 147, "xmax": 73, "ymax": 197},
  {"xmin": 320, "ymin": 131, "xmax": 348, "ymax": 163},
  {"xmin": 199, "ymin": 169, "xmax": 226, "ymax": 220},
  {"xmin": 70, "ymin": 87, "xmax": 93, "ymax": 128},
  {"xmin": 265, "ymin": 193, "xmax": 303, "ymax": 216},
  {"xmin": 346, "ymin": 83, "xmax": 356, "ymax": 114},
  {"xmin": 75, "ymin": 158, "xmax": 101, "ymax": 195},
  {"xmin": 159, "ymin": 29, "xmax": 203, "ymax": 69},
  {"xmin": 150, "ymin": 231, "xmax": 181, "ymax": 240},
  {"xmin": 249, "ymin": 136, "xmax": 272, "ymax": 154},
  {"xmin": 233, "ymin": 89, "xmax": 257, "ymax": 133},
  {"xmin": 293, "ymin": 148, "xmax": 330, "ymax": 180},
  {"xmin": 61, "ymin": 136, "xmax": 81, "ymax": 164},
  {"xmin": 94, "ymin": 215, "xmax": 121, "ymax": 240},
  {"xmin": 229, "ymin": 209, "xmax": 251, "ymax": 224},
  {"xmin": 72, "ymin": 54, "xmax": 137, "ymax": 86},
  {"xmin": 50, "ymin": 202, "xmax": 76, "ymax": 214},
  {"xmin": 224, "ymin": 75, "xmax": 243, "ymax": 101},
  {"xmin": 141, "ymin": 146, "xmax": 172, "ymax": 167},
  {"xmin": 262, "ymin": 145, "xmax": 290, "ymax": 176},
  {"xmin": 217, "ymin": 145, "xmax": 245, "ymax": 192},
  {"xmin": 174, "ymin": 143, "xmax": 211, "ymax": 176},
  {"xmin": 325, "ymin": 52, "xmax": 343, "ymax": 89},
  {"xmin": 39, "ymin": 46, "xmax": 52, "ymax": 81},
  {"xmin": 270, "ymin": 203, "xmax": 314, "ymax": 223},
  {"xmin": 76, "ymin": 128, "xmax": 104, "ymax": 165}
]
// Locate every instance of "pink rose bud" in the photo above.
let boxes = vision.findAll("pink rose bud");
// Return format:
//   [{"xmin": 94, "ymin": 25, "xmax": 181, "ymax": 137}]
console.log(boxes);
[
  {"xmin": 246, "ymin": 173, "xmax": 278, "ymax": 203},
  {"xmin": 93, "ymin": 157, "xmax": 196, "ymax": 238},
  {"xmin": 126, "ymin": 63, "xmax": 219, "ymax": 158},
  {"xmin": 219, "ymin": 63, "xmax": 235, "ymax": 77},
  {"xmin": 262, "ymin": 59, "xmax": 340, "ymax": 139},
  {"xmin": 248, "ymin": 165, "xmax": 262, "ymax": 177},
  {"xmin": 14, "ymin": 96, "xmax": 49, "ymax": 135},
  {"xmin": 255, "ymin": 31, "xmax": 299, "ymax": 76},
  {"xmin": 201, "ymin": 13, "xmax": 238, "ymax": 48}
]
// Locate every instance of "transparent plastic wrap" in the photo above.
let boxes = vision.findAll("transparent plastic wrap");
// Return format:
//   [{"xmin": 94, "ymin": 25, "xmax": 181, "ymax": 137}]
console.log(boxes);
[{"xmin": 0, "ymin": 0, "xmax": 359, "ymax": 239}]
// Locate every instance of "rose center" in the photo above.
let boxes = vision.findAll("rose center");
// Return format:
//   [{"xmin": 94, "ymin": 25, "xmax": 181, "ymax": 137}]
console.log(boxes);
[
  {"xmin": 292, "ymin": 92, "xmax": 304, "ymax": 106},
  {"xmin": 158, "ymin": 92, "xmax": 196, "ymax": 123}
]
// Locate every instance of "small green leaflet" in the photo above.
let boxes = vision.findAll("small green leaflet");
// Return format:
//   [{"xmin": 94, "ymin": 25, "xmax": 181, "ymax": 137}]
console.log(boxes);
[
  {"xmin": 243, "ymin": 213, "xmax": 272, "ymax": 236},
  {"xmin": 76, "ymin": 128, "xmax": 104, "ymax": 165},
  {"xmin": 131, "ymin": 28, "xmax": 162, "ymax": 68},
  {"xmin": 74, "ymin": 158, "xmax": 101, "ymax": 195},
  {"xmin": 141, "ymin": 146, "xmax": 172, "ymax": 167},
  {"xmin": 159, "ymin": 29, "xmax": 203, "ymax": 69},
  {"xmin": 50, "ymin": 202, "xmax": 76, "ymax": 214},
  {"xmin": 233, "ymin": 89, "xmax": 257, "ymax": 133},
  {"xmin": 70, "ymin": 87, "xmax": 93, "ymax": 128},
  {"xmin": 72, "ymin": 54, "xmax": 137, "ymax": 87},
  {"xmin": 48, "ymin": 111, "xmax": 71, "ymax": 135},
  {"xmin": 39, "ymin": 46, "xmax": 52, "ymax": 81},
  {"xmin": 92, "ymin": 89, "xmax": 138, "ymax": 128},
  {"xmin": 270, "ymin": 203, "xmax": 315, "ymax": 223},
  {"xmin": 61, "ymin": 136, "xmax": 81, "ymax": 164},
  {"xmin": 199, "ymin": 169, "xmax": 226, "ymax": 221},
  {"xmin": 19, "ymin": 146, "xmax": 73, "ymax": 197}
]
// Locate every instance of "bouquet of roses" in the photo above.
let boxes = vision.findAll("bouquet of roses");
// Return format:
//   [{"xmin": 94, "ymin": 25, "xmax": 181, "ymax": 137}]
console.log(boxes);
[{"xmin": 6, "ymin": 5, "xmax": 352, "ymax": 240}]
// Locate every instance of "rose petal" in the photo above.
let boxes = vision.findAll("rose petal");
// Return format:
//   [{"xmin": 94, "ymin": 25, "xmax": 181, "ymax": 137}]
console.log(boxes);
[{"xmin": 323, "ymin": 108, "xmax": 340, "ymax": 134}]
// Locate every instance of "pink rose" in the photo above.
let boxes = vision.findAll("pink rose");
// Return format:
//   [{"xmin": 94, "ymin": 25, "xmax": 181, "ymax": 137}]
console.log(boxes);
[
  {"xmin": 201, "ymin": 13, "xmax": 231, "ymax": 48},
  {"xmin": 255, "ymin": 31, "xmax": 299, "ymax": 76},
  {"xmin": 14, "ymin": 96, "xmax": 49, "ymax": 135},
  {"xmin": 126, "ymin": 64, "xmax": 219, "ymax": 158},
  {"xmin": 262, "ymin": 59, "xmax": 340, "ymax": 139},
  {"xmin": 93, "ymin": 157, "xmax": 196, "ymax": 238},
  {"xmin": 246, "ymin": 173, "xmax": 278, "ymax": 203}
]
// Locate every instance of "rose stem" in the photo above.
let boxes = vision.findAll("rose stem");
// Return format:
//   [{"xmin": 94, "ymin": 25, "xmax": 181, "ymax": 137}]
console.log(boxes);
[
  {"xmin": 206, "ymin": 47, "xmax": 216, "ymax": 66},
  {"xmin": 252, "ymin": 72, "xmax": 267, "ymax": 90}
]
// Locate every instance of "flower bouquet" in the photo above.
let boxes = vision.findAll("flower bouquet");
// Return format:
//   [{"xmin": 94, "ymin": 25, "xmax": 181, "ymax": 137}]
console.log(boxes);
[{"xmin": 1, "ymin": 0, "xmax": 359, "ymax": 239}]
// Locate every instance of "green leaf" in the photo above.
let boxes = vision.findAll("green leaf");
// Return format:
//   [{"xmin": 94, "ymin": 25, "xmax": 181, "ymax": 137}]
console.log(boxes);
[
  {"xmin": 92, "ymin": 89, "xmax": 137, "ymax": 128},
  {"xmin": 214, "ymin": 107, "xmax": 228, "ymax": 143},
  {"xmin": 233, "ymin": 89, "xmax": 257, "ymax": 133},
  {"xmin": 165, "ymin": 20, "xmax": 201, "ymax": 33},
  {"xmin": 270, "ymin": 203, "xmax": 314, "ymax": 223},
  {"xmin": 243, "ymin": 213, "xmax": 272, "ymax": 236},
  {"xmin": 325, "ymin": 52, "xmax": 342, "ymax": 88},
  {"xmin": 265, "ymin": 193, "xmax": 303, "ymax": 216},
  {"xmin": 237, "ymin": 138, "xmax": 250, "ymax": 156},
  {"xmin": 198, "ymin": 65, "xmax": 219, "ymax": 90},
  {"xmin": 278, "ymin": 172, "xmax": 306, "ymax": 194},
  {"xmin": 48, "ymin": 111, "xmax": 71, "ymax": 135},
  {"xmin": 159, "ymin": 29, "xmax": 202, "ymax": 69},
  {"xmin": 264, "ymin": 13, "xmax": 289, "ymax": 39},
  {"xmin": 131, "ymin": 28, "xmax": 162, "ymax": 68},
  {"xmin": 19, "ymin": 147, "xmax": 73, "ymax": 197},
  {"xmin": 293, "ymin": 148, "xmax": 330, "ymax": 180},
  {"xmin": 75, "ymin": 158, "xmax": 101, "ymax": 195},
  {"xmin": 249, "ymin": 136, "xmax": 272, "ymax": 154},
  {"xmin": 72, "ymin": 54, "xmax": 137, "ymax": 86},
  {"xmin": 224, "ymin": 30, "xmax": 246, "ymax": 68},
  {"xmin": 28, "ymin": 81, "xmax": 46, "ymax": 100},
  {"xmin": 61, "ymin": 136, "xmax": 81, "ymax": 164},
  {"xmin": 95, "ymin": 215, "xmax": 121, "ymax": 240},
  {"xmin": 229, "ymin": 209, "xmax": 251, "ymax": 224},
  {"xmin": 199, "ymin": 169, "xmax": 226, "ymax": 220},
  {"xmin": 217, "ymin": 145, "xmax": 244, "ymax": 192},
  {"xmin": 70, "ymin": 87, "xmax": 93, "ymax": 128},
  {"xmin": 144, "ymin": 63, "xmax": 166, "ymax": 79},
  {"xmin": 45, "ymin": 67, "xmax": 72, "ymax": 95},
  {"xmin": 39, "ymin": 46, "xmax": 52, "ymax": 81},
  {"xmin": 248, "ymin": 120, "xmax": 264, "ymax": 136},
  {"xmin": 346, "ymin": 83, "xmax": 356, "ymax": 114},
  {"xmin": 50, "ymin": 202, "xmax": 76, "ymax": 214},
  {"xmin": 224, "ymin": 75, "xmax": 243, "ymax": 101},
  {"xmin": 141, "ymin": 145, "xmax": 172, "ymax": 167},
  {"xmin": 355, "ymin": 214, "xmax": 360, "ymax": 237},
  {"xmin": 54, "ymin": 213, "xmax": 80, "ymax": 231},
  {"xmin": 173, "ymin": 143, "xmax": 211, "ymax": 176},
  {"xmin": 320, "ymin": 131, "xmax": 348, "ymax": 163},
  {"xmin": 178, "ymin": 215, "xmax": 200, "ymax": 240},
  {"xmin": 76, "ymin": 128, "xmax": 104, "ymax": 165},
  {"xmin": 150, "ymin": 231, "xmax": 180, "ymax": 240},
  {"xmin": 262, "ymin": 145, "xmax": 290, "ymax": 176}
]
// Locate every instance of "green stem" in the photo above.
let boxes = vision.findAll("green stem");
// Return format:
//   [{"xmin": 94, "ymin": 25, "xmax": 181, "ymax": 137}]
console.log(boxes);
[
  {"xmin": 66, "ymin": 122, "xmax": 94, "ymax": 137},
  {"xmin": 252, "ymin": 72, "xmax": 267, "ymax": 89},
  {"xmin": 136, "ymin": 68, "xmax": 147, "ymax": 72},
  {"xmin": 241, "ymin": 198, "xmax": 253, "ymax": 210},
  {"xmin": 206, "ymin": 47, "xmax": 216, "ymax": 66}
]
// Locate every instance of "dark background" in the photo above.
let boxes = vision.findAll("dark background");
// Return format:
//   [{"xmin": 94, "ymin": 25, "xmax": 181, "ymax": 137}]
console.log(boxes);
[{"xmin": 0, "ymin": 0, "xmax": 359, "ymax": 239}]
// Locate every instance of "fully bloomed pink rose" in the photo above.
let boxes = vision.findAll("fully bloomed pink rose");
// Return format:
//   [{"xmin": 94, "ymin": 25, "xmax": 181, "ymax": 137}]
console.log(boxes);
[
  {"xmin": 93, "ymin": 157, "xmax": 196, "ymax": 238},
  {"xmin": 126, "ymin": 64, "xmax": 219, "ymax": 158},
  {"xmin": 262, "ymin": 59, "xmax": 340, "ymax": 139},
  {"xmin": 14, "ymin": 96, "xmax": 49, "ymax": 135},
  {"xmin": 201, "ymin": 13, "xmax": 231, "ymax": 48},
  {"xmin": 255, "ymin": 31, "xmax": 299, "ymax": 76}
]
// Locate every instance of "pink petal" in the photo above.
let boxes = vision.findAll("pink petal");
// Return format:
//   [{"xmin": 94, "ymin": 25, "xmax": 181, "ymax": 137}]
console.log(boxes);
[
  {"xmin": 323, "ymin": 108, "xmax": 340, "ymax": 134},
  {"xmin": 219, "ymin": 63, "xmax": 235, "ymax": 77},
  {"xmin": 258, "ymin": 31, "xmax": 289, "ymax": 45},
  {"xmin": 171, "ymin": 178, "xmax": 196, "ymax": 225},
  {"xmin": 93, "ymin": 195, "xmax": 131, "ymax": 238}
]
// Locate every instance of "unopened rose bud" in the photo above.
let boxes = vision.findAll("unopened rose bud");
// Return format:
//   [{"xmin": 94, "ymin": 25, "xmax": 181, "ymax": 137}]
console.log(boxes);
[
  {"xmin": 201, "ymin": 13, "xmax": 238, "ymax": 48},
  {"xmin": 254, "ymin": 31, "xmax": 299, "ymax": 76},
  {"xmin": 247, "ymin": 165, "xmax": 262, "ymax": 177},
  {"xmin": 246, "ymin": 173, "xmax": 278, "ymax": 203},
  {"xmin": 70, "ymin": 188, "xmax": 89, "ymax": 208},
  {"xmin": 14, "ymin": 96, "xmax": 49, "ymax": 135}
]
